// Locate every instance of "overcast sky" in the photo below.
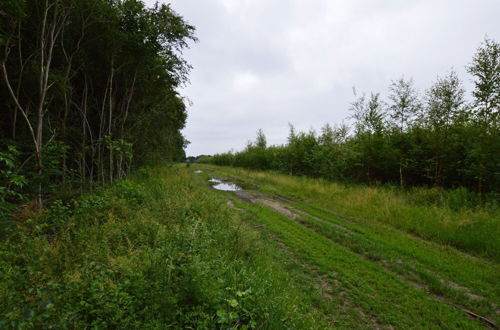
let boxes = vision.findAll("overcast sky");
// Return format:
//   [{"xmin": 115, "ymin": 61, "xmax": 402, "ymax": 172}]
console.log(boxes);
[{"xmin": 145, "ymin": 0, "xmax": 500, "ymax": 156}]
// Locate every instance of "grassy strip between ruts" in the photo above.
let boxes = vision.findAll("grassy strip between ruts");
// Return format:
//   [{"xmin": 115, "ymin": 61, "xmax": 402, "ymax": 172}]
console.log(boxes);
[
  {"xmin": 0, "ymin": 166, "xmax": 334, "ymax": 328},
  {"xmin": 227, "ymin": 197, "xmax": 487, "ymax": 329},
  {"xmin": 284, "ymin": 201, "xmax": 499, "ymax": 326}
]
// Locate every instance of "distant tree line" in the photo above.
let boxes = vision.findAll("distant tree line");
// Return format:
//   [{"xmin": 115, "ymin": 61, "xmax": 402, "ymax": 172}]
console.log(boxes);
[
  {"xmin": 203, "ymin": 38, "xmax": 499, "ymax": 195},
  {"xmin": 186, "ymin": 155, "xmax": 210, "ymax": 163},
  {"xmin": 0, "ymin": 0, "xmax": 195, "ymax": 207}
]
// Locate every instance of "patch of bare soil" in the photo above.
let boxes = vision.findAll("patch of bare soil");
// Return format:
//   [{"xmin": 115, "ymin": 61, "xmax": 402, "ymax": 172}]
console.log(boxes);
[
  {"xmin": 257, "ymin": 199, "xmax": 300, "ymax": 219},
  {"xmin": 234, "ymin": 190, "xmax": 261, "ymax": 203},
  {"xmin": 234, "ymin": 190, "xmax": 302, "ymax": 219},
  {"xmin": 441, "ymin": 279, "xmax": 485, "ymax": 301},
  {"xmin": 286, "ymin": 205, "xmax": 355, "ymax": 234}
]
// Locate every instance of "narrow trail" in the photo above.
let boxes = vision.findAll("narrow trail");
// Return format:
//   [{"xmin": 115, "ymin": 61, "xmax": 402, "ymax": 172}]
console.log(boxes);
[
  {"xmin": 222, "ymin": 184, "xmax": 499, "ymax": 329},
  {"xmin": 199, "ymin": 169, "xmax": 498, "ymax": 328}
]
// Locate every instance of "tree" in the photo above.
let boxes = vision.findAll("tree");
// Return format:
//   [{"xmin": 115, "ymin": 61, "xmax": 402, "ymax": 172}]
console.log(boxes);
[
  {"xmin": 466, "ymin": 37, "xmax": 500, "ymax": 193},
  {"xmin": 350, "ymin": 91, "xmax": 389, "ymax": 182},
  {"xmin": 255, "ymin": 129, "xmax": 267, "ymax": 149},
  {"xmin": 0, "ymin": 0, "xmax": 196, "ymax": 205},
  {"xmin": 388, "ymin": 77, "xmax": 421, "ymax": 186},
  {"xmin": 1, "ymin": 0, "xmax": 69, "ymax": 206},
  {"xmin": 351, "ymin": 91, "xmax": 385, "ymax": 135},
  {"xmin": 424, "ymin": 70, "xmax": 466, "ymax": 186},
  {"xmin": 467, "ymin": 37, "xmax": 500, "ymax": 126}
]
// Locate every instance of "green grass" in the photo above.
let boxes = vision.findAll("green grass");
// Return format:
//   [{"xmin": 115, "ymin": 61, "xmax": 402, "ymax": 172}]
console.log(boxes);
[
  {"xmin": 0, "ymin": 166, "xmax": 331, "ymax": 328},
  {"xmin": 230, "ymin": 200, "xmax": 486, "ymax": 328},
  {"xmin": 285, "ymin": 201, "xmax": 499, "ymax": 324},
  {"xmin": 2, "ymin": 164, "xmax": 498, "ymax": 328},
  {"xmin": 197, "ymin": 164, "xmax": 499, "ymax": 328},
  {"xmin": 198, "ymin": 164, "xmax": 500, "ymax": 262}
]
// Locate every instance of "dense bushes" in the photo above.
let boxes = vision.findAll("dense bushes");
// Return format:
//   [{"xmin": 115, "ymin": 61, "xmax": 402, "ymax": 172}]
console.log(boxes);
[{"xmin": 205, "ymin": 120, "xmax": 499, "ymax": 195}]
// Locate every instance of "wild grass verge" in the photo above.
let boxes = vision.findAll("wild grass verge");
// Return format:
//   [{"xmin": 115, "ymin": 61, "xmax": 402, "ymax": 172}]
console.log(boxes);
[{"xmin": 0, "ymin": 166, "xmax": 328, "ymax": 328}]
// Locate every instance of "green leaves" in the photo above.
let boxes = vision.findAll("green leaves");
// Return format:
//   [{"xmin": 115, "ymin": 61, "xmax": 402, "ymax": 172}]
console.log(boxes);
[
  {"xmin": 425, "ymin": 70, "xmax": 466, "ymax": 129},
  {"xmin": 101, "ymin": 135, "xmax": 134, "ymax": 160},
  {"xmin": 388, "ymin": 77, "xmax": 422, "ymax": 131},
  {"xmin": 215, "ymin": 287, "xmax": 256, "ymax": 328},
  {"xmin": 1, "ymin": 0, "xmax": 196, "ymax": 198},
  {"xmin": 0, "ymin": 145, "xmax": 27, "ymax": 203},
  {"xmin": 467, "ymin": 37, "xmax": 500, "ymax": 124},
  {"xmin": 1, "ymin": 166, "xmax": 323, "ymax": 328}
]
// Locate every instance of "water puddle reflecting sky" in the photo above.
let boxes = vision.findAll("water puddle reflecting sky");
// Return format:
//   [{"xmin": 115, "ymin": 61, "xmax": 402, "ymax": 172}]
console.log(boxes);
[{"xmin": 209, "ymin": 177, "xmax": 242, "ymax": 191}]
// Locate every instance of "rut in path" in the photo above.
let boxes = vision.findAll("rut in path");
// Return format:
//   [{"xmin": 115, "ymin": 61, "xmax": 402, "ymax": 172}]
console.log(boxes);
[{"xmin": 226, "ymin": 188, "xmax": 497, "ymax": 329}]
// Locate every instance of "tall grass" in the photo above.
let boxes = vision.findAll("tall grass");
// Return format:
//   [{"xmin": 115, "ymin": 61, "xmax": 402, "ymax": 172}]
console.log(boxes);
[
  {"xmin": 203, "ymin": 165, "xmax": 500, "ymax": 262},
  {"xmin": 0, "ymin": 166, "xmax": 328, "ymax": 328}
]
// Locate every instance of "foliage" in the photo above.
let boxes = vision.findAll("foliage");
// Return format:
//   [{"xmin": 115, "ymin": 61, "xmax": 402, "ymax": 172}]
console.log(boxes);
[
  {"xmin": 0, "ymin": 0, "xmax": 195, "ymax": 205},
  {"xmin": 203, "ymin": 164, "xmax": 499, "ymax": 328},
  {"xmin": 0, "ymin": 145, "xmax": 27, "ymax": 203},
  {"xmin": 467, "ymin": 36, "xmax": 500, "ymax": 125},
  {"xmin": 0, "ymin": 144, "xmax": 27, "ymax": 237},
  {"xmin": 202, "ymin": 37, "xmax": 500, "ymax": 195},
  {"xmin": 0, "ymin": 166, "xmax": 329, "ymax": 328}
]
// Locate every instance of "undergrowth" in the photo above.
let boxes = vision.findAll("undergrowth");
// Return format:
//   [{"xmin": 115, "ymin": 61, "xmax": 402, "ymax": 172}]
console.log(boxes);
[{"xmin": 0, "ymin": 166, "xmax": 327, "ymax": 328}]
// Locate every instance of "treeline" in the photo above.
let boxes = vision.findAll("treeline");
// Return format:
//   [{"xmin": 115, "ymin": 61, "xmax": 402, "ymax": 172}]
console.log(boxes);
[
  {"xmin": 0, "ymin": 0, "xmax": 195, "ymax": 206},
  {"xmin": 203, "ymin": 38, "xmax": 499, "ymax": 195}
]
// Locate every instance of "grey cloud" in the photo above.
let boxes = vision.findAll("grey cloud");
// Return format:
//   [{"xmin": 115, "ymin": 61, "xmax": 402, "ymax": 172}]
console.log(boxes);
[{"xmin": 146, "ymin": 0, "xmax": 500, "ymax": 156}]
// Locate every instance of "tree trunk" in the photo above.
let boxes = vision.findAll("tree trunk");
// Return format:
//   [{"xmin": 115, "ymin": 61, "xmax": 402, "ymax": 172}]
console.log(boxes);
[
  {"xmin": 108, "ymin": 61, "xmax": 115, "ymax": 184},
  {"xmin": 98, "ymin": 75, "xmax": 110, "ymax": 185}
]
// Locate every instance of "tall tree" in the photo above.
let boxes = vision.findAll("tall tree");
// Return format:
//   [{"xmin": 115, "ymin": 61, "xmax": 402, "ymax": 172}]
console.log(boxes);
[
  {"xmin": 255, "ymin": 129, "xmax": 267, "ymax": 149},
  {"xmin": 351, "ymin": 92, "xmax": 385, "ymax": 135},
  {"xmin": 0, "ymin": 0, "xmax": 196, "ymax": 205},
  {"xmin": 467, "ymin": 37, "xmax": 500, "ymax": 126},
  {"xmin": 424, "ymin": 70, "xmax": 466, "ymax": 186},
  {"xmin": 466, "ymin": 37, "xmax": 500, "ymax": 193},
  {"xmin": 388, "ymin": 77, "xmax": 421, "ymax": 186},
  {"xmin": 1, "ymin": 0, "xmax": 69, "ymax": 205}
]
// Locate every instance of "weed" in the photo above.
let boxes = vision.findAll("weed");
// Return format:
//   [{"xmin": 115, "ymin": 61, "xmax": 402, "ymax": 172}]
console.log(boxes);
[{"xmin": 0, "ymin": 166, "xmax": 328, "ymax": 328}]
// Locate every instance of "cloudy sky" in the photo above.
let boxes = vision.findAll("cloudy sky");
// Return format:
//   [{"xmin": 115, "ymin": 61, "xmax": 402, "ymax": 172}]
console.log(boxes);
[{"xmin": 145, "ymin": 0, "xmax": 500, "ymax": 156}]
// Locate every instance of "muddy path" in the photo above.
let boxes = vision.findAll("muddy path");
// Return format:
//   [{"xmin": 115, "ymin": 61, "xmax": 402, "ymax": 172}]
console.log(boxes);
[{"xmin": 197, "ymin": 169, "xmax": 499, "ymax": 328}]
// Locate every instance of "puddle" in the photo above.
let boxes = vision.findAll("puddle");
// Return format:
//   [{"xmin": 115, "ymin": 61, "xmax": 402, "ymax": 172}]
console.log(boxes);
[
  {"xmin": 195, "ymin": 170, "xmax": 203, "ymax": 173},
  {"xmin": 213, "ymin": 182, "xmax": 242, "ymax": 191},
  {"xmin": 209, "ymin": 177, "xmax": 242, "ymax": 191},
  {"xmin": 209, "ymin": 178, "xmax": 222, "ymax": 184}
]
